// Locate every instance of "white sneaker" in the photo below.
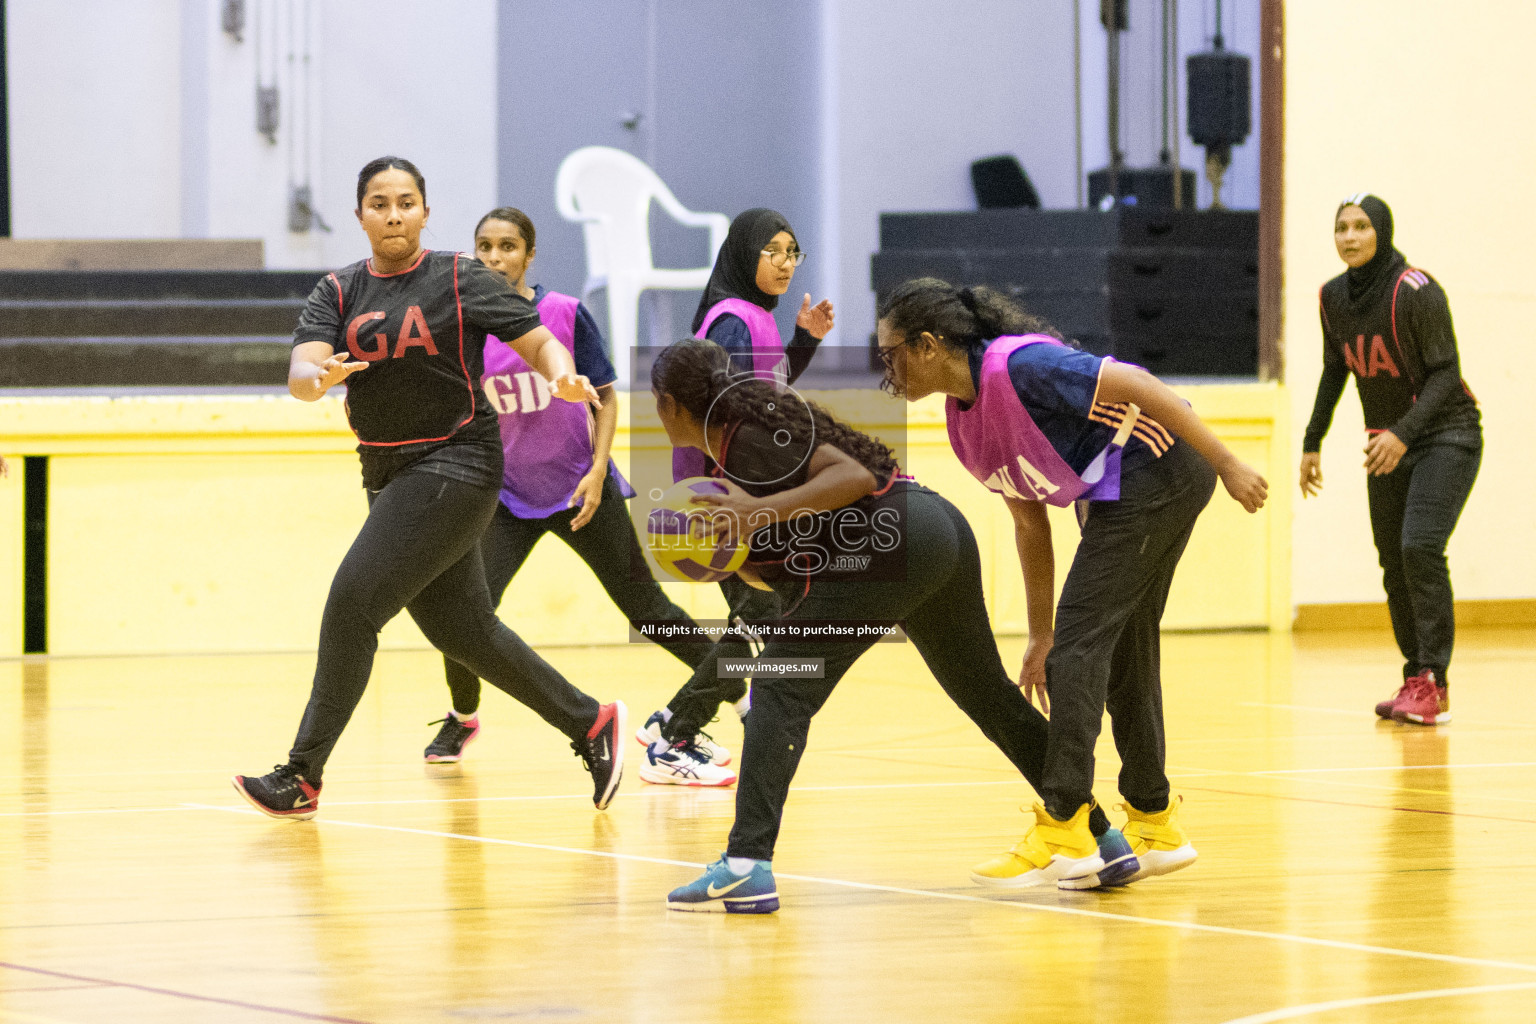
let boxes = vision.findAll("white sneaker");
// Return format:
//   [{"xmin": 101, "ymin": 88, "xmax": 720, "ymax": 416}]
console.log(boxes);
[
  {"xmin": 634, "ymin": 710, "xmax": 732, "ymax": 766},
  {"xmin": 638, "ymin": 740, "xmax": 737, "ymax": 787}
]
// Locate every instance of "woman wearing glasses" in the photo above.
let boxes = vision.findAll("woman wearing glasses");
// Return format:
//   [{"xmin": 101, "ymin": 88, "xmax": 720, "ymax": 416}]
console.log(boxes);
[
  {"xmin": 637, "ymin": 209, "xmax": 835, "ymax": 762},
  {"xmin": 690, "ymin": 206, "xmax": 833, "ymax": 389}
]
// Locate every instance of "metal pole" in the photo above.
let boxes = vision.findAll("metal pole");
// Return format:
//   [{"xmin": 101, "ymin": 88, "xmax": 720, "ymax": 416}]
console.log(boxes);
[
  {"xmin": 1073, "ymin": 0, "xmax": 1084, "ymax": 208},
  {"xmin": 1172, "ymin": 0, "xmax": 1183, "ymax": 209}
]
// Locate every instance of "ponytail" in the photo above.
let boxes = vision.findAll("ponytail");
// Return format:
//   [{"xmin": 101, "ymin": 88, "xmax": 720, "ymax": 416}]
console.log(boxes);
[
  {"xmin": 878, "ymin": 277, "xmax": 1058, "ymax": 355},
  {"xmin": 651, "ymin": 338, "xmax": 899, "ymax": 481}
]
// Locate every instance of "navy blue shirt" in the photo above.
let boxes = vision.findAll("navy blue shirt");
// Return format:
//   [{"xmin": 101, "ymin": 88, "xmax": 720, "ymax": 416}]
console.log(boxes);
[
  {"xmin": 706, "ymin": 313, "xmax": 820, "ymax": 384},
  {"xmin": 966, "ymin": 342, "xmax": 1172, "ymax": 478},
  {"xmin": 531, "ymin": 284, "xmax": 616, "ymax": 388}
]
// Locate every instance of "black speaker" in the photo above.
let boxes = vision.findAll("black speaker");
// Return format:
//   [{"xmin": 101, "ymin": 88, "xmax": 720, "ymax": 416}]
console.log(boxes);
[
  {"xmin": 1087, "ymin": 166, "xmax": 1196, "ymax": 210},
  {"xmin": 1187, "ymin": 50, "xmax": 1252, "ymax": 150},
  {"xmin": 971, "ymin": 156, "xmax": 1041, "ymax": 210}
]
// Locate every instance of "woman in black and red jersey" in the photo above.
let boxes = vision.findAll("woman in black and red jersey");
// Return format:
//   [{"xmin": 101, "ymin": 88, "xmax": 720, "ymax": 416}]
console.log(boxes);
[
  {"xmin": 233, "ymin": 157, "xmax": 628, "ymax": 818},
  {"xmin": 1300, "ymin": 194, "xmax": 1482, "ymax": 726}
]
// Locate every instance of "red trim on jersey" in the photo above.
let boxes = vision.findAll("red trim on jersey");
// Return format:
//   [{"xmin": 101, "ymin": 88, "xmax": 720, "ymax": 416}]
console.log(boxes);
[
  {"xmin": 1389, "ymin": 270, "xmax": 1422, "ymax": 395},
  {"xmin": 328, "ymin": 272, "xmax": 343, "ymax": 316},
  {"xmin": 365, "ymin": 249, "xmax": 429, "ymax": 278},
  {"xmin": 354, "ymin": 252, "xmax": 478, "ymax": 448},
  {"xmin": 452, "ymin": 253, "xmax": 476, "ymax": 428}
]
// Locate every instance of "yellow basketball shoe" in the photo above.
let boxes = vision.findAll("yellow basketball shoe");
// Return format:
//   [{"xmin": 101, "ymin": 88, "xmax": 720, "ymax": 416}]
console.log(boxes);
[
  {"xmin": 970, "ymin": 802, "xmax": 1103, "ymax": 888},
  {"xmin": 1120, "ymin": 796, "xmax": 1198, "ymax": 882}
]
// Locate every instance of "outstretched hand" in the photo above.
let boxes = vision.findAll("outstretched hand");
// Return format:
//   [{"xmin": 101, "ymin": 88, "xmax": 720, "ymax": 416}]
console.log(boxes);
[
  {"xmin": 796, "ymin": 293, "xmax": 835, "ymax": 339},
  {"xmin": 308, "ymin": 353, "xmax": 368, "ymax": 397},
  {"xmin": 549, "ymin": 374, "xmax": 602, "ymax": 407}
]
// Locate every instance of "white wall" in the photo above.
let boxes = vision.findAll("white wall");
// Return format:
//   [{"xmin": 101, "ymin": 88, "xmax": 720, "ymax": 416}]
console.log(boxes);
[
  {"xmin": 7, "ymin": 0, "xmax": 184, "ymax": 238},
  {"xmin": 1285, "ymin": 2, "xmax": 1536, "ymax": 604},
  {"xmin": 8, "ymin": 0, "xmax": 497, "ymax": 269}
]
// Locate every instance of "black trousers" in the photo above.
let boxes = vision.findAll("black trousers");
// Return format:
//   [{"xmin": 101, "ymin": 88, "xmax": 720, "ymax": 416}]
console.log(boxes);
[
  {"xmin": 443, "ymin": 475, "xmax": 712, "ymax": 714},
  {"xmin": 1366, "ymin": 441, "xmax": 1481, "ymax": 685},
  {"xmin": 1040, "ymin": 442, "xmax": 1216, "ymax": 820},
  {"xmin": 288, "ymin": 469, "xmax": 600, "ymax": 781},
  {"xmin": 660, "ymin": 576, "xmax": 782, "ymax": 741},
  {"xmin": 725, "ymin": 486, "xmax": 1106, "ymax": 862}
]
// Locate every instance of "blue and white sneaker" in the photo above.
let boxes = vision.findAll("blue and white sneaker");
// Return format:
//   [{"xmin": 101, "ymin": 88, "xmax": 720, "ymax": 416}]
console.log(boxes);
[
  {"xmin": 1057, "ymin": 827, "xmax": 1140, "ymax": 890},
  {"xmin": 667, "ymin": 856, "xmax": 779, "ymax": 914},
  {"xmin": 639, "ymin": 740, "xmax": 737, "ymax": 787},
  {"xmin": 634, "ymin": 710, "xmax": 732, "ymax": 766}
]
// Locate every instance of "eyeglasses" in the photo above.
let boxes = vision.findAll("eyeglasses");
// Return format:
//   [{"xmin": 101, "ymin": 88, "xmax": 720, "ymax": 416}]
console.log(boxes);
[
  {"xmin": 760, "ymin": 248, "xmax": 807, "ymax": 268},
  {"xmin": 875, "ymin": 342, "xmax": 908, "ymax": 372}
]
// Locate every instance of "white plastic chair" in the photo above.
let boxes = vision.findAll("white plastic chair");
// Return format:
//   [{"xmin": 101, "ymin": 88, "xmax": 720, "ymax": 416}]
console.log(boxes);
[{"xmin": 555, "ymin": 146, "xmax": 730, "ymax": 386}]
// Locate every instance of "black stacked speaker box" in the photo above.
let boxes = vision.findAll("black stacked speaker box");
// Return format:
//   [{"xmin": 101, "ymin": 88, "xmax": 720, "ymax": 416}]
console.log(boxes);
[{"xmin": 870, "ymin": 208, "xmax": 1257, "ymax": 377}]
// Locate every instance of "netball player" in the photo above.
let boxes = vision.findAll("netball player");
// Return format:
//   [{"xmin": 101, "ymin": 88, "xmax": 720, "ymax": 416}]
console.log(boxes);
[
  {"xmin": 637, "ymin": 209, "xmax": 835, "ymax": 756},
  {"xmin": 233, "ymin": 157, "xmax": 628, "ymax": 819},
  {"xmin": 419, "ymin": 207, "xmax": 733, "ymax": 786},
  {"xmin": 876, "ymin": 279, "xmax": 1268, "ymax": 888},
  {"xmin": 652, "ymin": 338, "xmax": 1131, "ymax": 913},
  {"xmin": 1301, "ymin": 194, "xmax": 1481, "ymax": 726}
]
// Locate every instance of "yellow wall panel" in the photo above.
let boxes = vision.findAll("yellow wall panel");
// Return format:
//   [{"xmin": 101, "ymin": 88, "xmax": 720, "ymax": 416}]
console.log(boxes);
[{"xmin": 1, "ymin": 384, "xmax": 1286, "ymax": 659}]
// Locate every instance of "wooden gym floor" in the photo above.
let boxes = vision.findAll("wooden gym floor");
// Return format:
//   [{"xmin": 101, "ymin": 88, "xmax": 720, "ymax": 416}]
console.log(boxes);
[{"xmin": 3, "ymin": 628, "xmax": 1535, "ymax": 1023}]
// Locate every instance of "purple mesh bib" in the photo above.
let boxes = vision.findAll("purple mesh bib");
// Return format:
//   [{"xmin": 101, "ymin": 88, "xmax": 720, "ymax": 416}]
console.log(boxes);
[
  {"xmin": 674, "ymin": 298, "xmax": 792, "ymax": 480},
  {"xmin": 946, "ymin": 335, "xmax": 1123, "ymax": 507},
  {"xmin": 484, "ymin": 290, "xmax": 633, "ymax": 518}
]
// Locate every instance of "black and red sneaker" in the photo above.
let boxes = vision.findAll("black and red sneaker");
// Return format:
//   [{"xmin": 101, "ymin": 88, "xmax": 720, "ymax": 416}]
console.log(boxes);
[
  {"xmin": 424, "ymin": 713, "xmax": 481, "ymax": 763},
  {"xmin": 572, "ymin": 701, "xmax": 627, "ymax": 810},
  {"xmin": 232, "ymin": 764, "xmax": 321, "ymax": 820}
]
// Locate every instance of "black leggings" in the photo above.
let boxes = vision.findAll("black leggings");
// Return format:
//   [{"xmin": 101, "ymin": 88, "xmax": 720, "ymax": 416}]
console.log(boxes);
[
  {"xmin": 288, "ymin": 468, "xmax": 600, "ymax": 781},
  {"xmin": 1366, "ymin": 441, "xmax": 1481, "ymax": 685},
  {"xmin": 725, "ymin": 485, "xmax": 1107, "ymax": 862},
  {"xmin": 443, "ymin": 475, "xmax": 712, "ymax": 714},
  {"xmin": 660, "ymin": 576, "xmax": 782, "ymax": 741},
  {"xmin": 1040, "ymin": 442, "xmax": 1216, "ymax": 820}
]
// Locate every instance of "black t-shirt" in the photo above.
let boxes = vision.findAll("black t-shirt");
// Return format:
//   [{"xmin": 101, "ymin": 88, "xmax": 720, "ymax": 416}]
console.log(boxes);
[
  {"xmin": 714, "ymin": 420, "xmax": 909, "ymax": 593},
  {"xmin": 1305, "ymin": 267, "xmax": 1480, "ymax": 454},
  {"xmin": 292, "ymin": 250, "xmax": 543, "ymax": 490}
]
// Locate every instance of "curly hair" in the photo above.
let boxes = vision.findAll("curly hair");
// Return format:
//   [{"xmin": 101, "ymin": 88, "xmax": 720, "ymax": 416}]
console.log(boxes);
[
  {"xmin": 877, "ymin": 277, "xmax": 1060, "ymax": 356},
  {"xmin": 651, "ymin": 338, "xmax": 899, "ymax": 482}
]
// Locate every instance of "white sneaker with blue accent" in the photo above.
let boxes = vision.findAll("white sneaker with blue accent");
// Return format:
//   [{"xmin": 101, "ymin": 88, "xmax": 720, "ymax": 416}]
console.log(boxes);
[
  {"xmin": 634, "ymin": 710, "xmax": 732, "ymax": 766},
  {"xmin": 638, "ymin": 739, "xmax": 737, "ymax": 787},
  {"xmin": 667, "ymin": 856, "xmax": 779, "ymax": 913}
]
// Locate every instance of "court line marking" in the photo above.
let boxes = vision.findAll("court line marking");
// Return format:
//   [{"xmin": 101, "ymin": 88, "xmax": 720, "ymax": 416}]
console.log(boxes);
[
  {"xmin": 8, "ymin": 764, "xmax": 1536, "ymax": 820},
  {"xmin": 185, "ymin": 803, "xmax": 1536, "ymax": 977},
  {"xmin": 0, "ymin": 961, "xmax": 374, "ymax": 1023},
  {"xmin": 1238, "ymin": 702, "xmax": 1536, "ymax": 730},
  {"xmin": 1217, "ymin": 981, "xmax": 1536, "ymax": 1024},
  {"xmin": 1251, "ymin": 761, "xmax": 1536, "ymax": 776}
]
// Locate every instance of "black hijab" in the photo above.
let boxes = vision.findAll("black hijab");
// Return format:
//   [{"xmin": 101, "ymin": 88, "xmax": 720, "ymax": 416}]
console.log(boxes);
[
  {"xmin": 1338, "ymin": 193, "xmax": 1406, "ymax": 312},
  {"xmin": 691, "ymin": 208, "xmax": 796, "ymax": 332}
]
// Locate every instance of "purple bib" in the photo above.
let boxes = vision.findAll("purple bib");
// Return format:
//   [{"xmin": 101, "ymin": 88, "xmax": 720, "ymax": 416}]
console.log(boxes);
[
  {"xmin": 946, "ymin": 335, "xmax": 1123, "ymax": 507},
  {"xmin": 674, "ymin": 298, "xmax": 793, "ymax": 480},
  {"xmin": 484, "ymin": 290, "xmax": 633, "ymax": 518}
]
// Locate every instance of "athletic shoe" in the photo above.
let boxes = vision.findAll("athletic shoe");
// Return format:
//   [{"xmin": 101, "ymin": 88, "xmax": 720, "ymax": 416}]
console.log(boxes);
[
  {"xmin": 572, "ymin": 701, "xmax": 627, "ymax": 810},
  {"xmin": 1375, "ymin": 675, "xmax": 1417, "ymax": 719},
  {"xmin": 1392, "ymin": 670, "xmax": 1451, "ymax": 725},
  {"xmin": 638, "ymin": 739, "xmax": 737, "ymax": 787},
  {"xmin": 970, "ymin": 802, "xmax": 1103, "ymax": 888},
  {"xmin": 634, "ymin": 710, "xmax": 732, "ymax": 766},
  {"xmin": 1058, "ymin": 827, "xmax": 1140, "ymax": 890},
  {"xmin": 424, "ymin": 713, "xmax": 480, "ymax": 763},
  {"xmin": 231, "ymin": 764, "xmax": 321, "ymax": 820},
  {"xmin": 667, "ymin": 856, "xmax": 779, "ymax": 913},
  {"xmin": 1120, "ymin": 795, "xmax": 1198, "ymax": 882}
]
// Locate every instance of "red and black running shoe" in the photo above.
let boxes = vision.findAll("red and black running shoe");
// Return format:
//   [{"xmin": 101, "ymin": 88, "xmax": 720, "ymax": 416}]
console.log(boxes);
[
  {"xmin": 232, "ymin": 764, "xmax": 321, "ymax": 820},
  {"xmin": 572, "ymin": 702, "xmax": 627, "ymax": 810}
]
